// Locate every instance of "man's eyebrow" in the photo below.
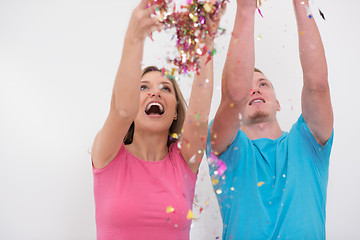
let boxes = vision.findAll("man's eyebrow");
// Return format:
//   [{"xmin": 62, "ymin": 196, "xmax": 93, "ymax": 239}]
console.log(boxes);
[{"xmin": 258, "ymin": 78, "xmax": 273, "ymax": 87}]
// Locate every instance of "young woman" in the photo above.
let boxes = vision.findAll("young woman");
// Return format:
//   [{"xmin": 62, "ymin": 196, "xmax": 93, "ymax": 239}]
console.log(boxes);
[{"xmin": 91, "ymin": 0, "xmax": 222, "ymax": 239}]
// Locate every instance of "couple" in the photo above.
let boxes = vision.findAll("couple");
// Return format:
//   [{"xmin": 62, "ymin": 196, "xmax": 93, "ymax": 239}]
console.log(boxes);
[{"xmin": 91, "ymin": 0, "xmax": 333, "ymax": 239}]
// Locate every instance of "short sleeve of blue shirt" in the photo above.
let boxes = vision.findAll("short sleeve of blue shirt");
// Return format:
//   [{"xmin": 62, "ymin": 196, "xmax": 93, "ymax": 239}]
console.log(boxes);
[{"xmin": 206, "ymin": 115, "xmax": 334, "ymax": 240}]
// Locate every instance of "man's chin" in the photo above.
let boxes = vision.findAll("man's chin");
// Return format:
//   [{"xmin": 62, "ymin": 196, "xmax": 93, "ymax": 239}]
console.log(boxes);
[{"xmin": 248, "ymin": 111, "xmax": 269, "ymax": 122}]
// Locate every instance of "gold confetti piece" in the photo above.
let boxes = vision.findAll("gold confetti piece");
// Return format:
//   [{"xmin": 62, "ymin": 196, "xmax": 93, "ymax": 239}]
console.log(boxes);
[
  {"xmin": 216, "ymin": 189, "xmax": 222, "ymax": 194},
  {"xmin": 187, "ymin": 210, "xmax": 195, "ymax": 219},
  {"xmin": 205, "ymin": 200, "xmax": 209, "ymax": 205},
  {"xmin": 257, "ymin": 181, "xmax": 265, "ymax": 187},
  {"xmin": 166, "ymin": 206, "xmax": 175, "ymax": 213},
  {"xmin": 171, "ymin": 133, "xmax": 179, "ymax": 139},
  {"xmin": 212, "ymin": 178, "xmax": 219, "ymax": 186},
  {"xmin": 299, "ymin": 31, "xmax": 305, "ymax": 35},
  {"xmin": 189, "ymin": 13, "xmax": 198, "ymax": 22},
  {"xmin": 230, "ymin": 187, "xmax": 235, "ymax": 191},
  {"xmin": 257, "ymin": 35, "xmax": 262, "ymax": 40},
  {"xmin": 203, "ymin": 3, "xmax": 213, "ymax": 13},
  {"xmin": 230, "ymin": 103, "xmax": 234, "ymax": 107}
]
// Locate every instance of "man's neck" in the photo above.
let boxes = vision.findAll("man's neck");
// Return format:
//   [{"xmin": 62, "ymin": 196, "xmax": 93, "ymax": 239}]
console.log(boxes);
[{"xmin": 240, "ymin": 119, "xmax": 283, "ymax": 140}]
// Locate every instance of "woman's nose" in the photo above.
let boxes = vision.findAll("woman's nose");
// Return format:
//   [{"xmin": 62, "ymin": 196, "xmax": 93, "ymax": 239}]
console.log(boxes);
[{"xmin": 149, "ymin": 88, "xmax": 161, "ymax": 97}]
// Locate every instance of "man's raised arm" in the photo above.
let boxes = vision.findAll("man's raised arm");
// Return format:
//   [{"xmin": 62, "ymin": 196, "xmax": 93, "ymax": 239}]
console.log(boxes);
[
  {"xmin": 293, "ymin": 0, "xmax": 333, "ymax": 146},
  {"xmin": 211, "ymin": 0, "xmax": 257, "ymax": 155}
]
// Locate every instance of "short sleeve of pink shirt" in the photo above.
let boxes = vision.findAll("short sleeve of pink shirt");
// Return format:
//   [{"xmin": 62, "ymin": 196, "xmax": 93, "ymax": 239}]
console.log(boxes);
[{"xmin": 92, "ymin": 143, "xmax": 197, "ymax": 240}]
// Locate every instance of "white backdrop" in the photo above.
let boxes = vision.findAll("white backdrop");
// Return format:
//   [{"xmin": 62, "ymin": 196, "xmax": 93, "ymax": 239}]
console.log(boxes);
[{"xmin": 1, "ymin": 0, "xmax": 359, "ymax": 239}]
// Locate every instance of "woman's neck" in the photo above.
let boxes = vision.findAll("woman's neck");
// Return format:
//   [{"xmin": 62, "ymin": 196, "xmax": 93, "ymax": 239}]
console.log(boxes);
[{"xmin": 126, "ymin": 130, "xmax": 169, "ymax": 162}]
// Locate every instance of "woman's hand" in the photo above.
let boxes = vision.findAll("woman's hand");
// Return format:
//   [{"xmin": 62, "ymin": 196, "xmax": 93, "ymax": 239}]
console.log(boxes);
[
  {"xmin": 204, "ymin": 2, "xmax": 227, "ymax": 49},
  {"xmin": 126, "ymin": 0, "xmax": 163, "ymax": 42}
]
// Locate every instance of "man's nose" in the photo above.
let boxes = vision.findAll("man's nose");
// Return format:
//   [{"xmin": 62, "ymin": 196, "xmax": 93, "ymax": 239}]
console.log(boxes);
[{"xmin": 251, "ymin": 88, "xmax": 261, "ymax": 96}]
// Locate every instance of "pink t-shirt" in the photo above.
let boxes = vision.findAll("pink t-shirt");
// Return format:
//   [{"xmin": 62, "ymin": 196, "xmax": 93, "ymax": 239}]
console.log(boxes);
[{"xmin": 93, "ymin": 143, "xmax": 197, "ymax": 240}]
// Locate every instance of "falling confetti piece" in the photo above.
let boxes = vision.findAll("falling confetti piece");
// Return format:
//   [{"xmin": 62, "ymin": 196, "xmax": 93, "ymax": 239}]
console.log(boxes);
[
  {"xmin": 257, "ymin": 35, "xmax": 262, "ymax": 40},
  {"xmin": 189, "ymin": 155, "xmax": 196, "ymax": 163},
  {"xmin": 318, "ymin": 8, "xmax": 325, "ymax": 20},
  {"xmin": 212, "ymin": 178, "xmax": 219, "ymax": 185},
  {"xmin": 216, "ymin": 189, "xmax": 222, "ymax": 194},
  {"xmin": 187, "ymin": 210, "xmax": 195, "ymax": 219},
  {"xmin": 208, "ymin": 152, "xmax": 227, "ymax": 176},
  {"xmin": 166, "ymin": 206, "xmax": 175, "ymax": 213},
  {"xmin": 304, "ymin": 5, "xmax": 312, "ymax": 18},
  {"xmin": 257, "ymin": 181, "xmax": 265, "ymax": 187}
]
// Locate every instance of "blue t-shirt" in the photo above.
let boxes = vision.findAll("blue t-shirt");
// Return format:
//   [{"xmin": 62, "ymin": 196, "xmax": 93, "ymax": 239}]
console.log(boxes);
[{"xmin": 206, "ymin": 115, "xmax": 333, "ymax": 240}]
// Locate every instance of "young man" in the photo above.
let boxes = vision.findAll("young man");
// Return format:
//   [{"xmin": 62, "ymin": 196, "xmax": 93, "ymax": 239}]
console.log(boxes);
[{"xmin": 207, "ymin": 0, "xmax": 333, "ymax": 239}]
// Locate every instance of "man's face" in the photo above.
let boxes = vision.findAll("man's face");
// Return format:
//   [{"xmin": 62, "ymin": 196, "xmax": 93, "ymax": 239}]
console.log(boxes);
[{"xmin": 242, "ymin": 72, "xmax": 280, "ymax": 124}]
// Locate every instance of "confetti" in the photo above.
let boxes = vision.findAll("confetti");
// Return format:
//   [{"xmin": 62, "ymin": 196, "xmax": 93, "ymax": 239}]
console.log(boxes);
[
  {"xmin": 187, "ymin": 210, "xmax": 195, "ymax": 219},
  {"xmin": 189, "ymin": 155, "xmax": 196, "ymax": 163},
  {"xmin": 166, "ymin": 205, "xmax": 175, "ymax": 213},
  {"xmin": 212, "ymin": 178, "xmax": 219, "ymax": 185},
  {"xmin": 148, "ymin": 0, "xmax": 228, "ymax": 74},
  {"xmin": 318, "ymin": 8, "xmax": 325, "ymax": 20},
  {"xmin": 256, "ymin": 0, "xmax": 264, "ymax": 18},
  {"xmin": 171, "ymin": 133, "xmax": 179, "ymax": 139},
  {"xmin": 257, "ymin": 181, "xmax": 265, "ymax": 187},
  {"xmin": 208, "ymin": 152, "xmax": 227, "ymax": 176},
  {"xmin": 304, "ymin": 5, "xmax": 312, "ymax": 18}
]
